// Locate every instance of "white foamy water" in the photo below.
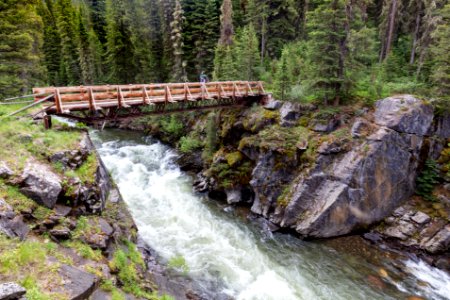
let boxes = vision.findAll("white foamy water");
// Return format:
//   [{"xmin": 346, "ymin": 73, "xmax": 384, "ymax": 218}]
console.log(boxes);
[{"xmin": 92, "ymin": 129, "xmax": 449, "ymax": 300}]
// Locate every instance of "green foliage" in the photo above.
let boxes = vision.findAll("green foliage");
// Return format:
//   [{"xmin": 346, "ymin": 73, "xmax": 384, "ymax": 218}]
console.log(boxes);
[
  {"xmin": 416, "ymin": 159, "xmax": 440, "ymax": 202},
  {"xmin": 430, "ymin": 3, "xmax": 450, "ymax": 99},
  {"xmin": 0, "ymin": 0, "xmax": 44, "ymax": 99},
  {"xmin": 168, "ymin": 254, "xmax": 189, "ymax": 275},
  {"xmin": 73, "ymin": 154, "xmax": 98, "ymax": 184},
  {"xmin": 160, "ymin": 115, "xmax": 184, "ymax": 139},
  {"xmin": 179, "ymin": 135, "xmax": 203, "ymax": 153},
  {"xmin": 63, "ymin": 240, "xmax": 103, "ymax": 261},
  {"xmin": 202, "ymin": 112, "xmax": 218, "ymax": 162}
]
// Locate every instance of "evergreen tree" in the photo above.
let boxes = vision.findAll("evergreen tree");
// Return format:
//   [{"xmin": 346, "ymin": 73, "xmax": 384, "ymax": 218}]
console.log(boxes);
[
  {"xmin": 306, "ymin": 0, "xmax": 349, "ymax": 105},
  {"xmin": 234, "ymin": 25, "xmax": 260, "ymax": 80},
  {"xmin": 38, "ymin": 0, "xmax": 63, "ymax": 86},
  {"xmin": 171, "ymin": 0, "xmax": 187, "ymax": 82},
  {"xmin": 77, "ymin": 8, "xmax": 97, "ymax": 84},
  {"xmin": 379, "ymin": 0, "xmax": 402, "ymax": 62},
  {"xmin": 430, "ymin": 2, "xmax": 450, "ymax": 97},
  {"xmin": 56, "ymin": 0, "xmax": 82, "ymax": 85},
  {"xmin": 85, "ymin": 0, "xmax": 107, "ymax": 45},
  {"xmin": 159, "ymin": 0, "xmax": 176, "ymax": 81},
  {"xmin": 105, "ymin": 0, "xmax": 135, "ymax": 83},
  {"xmin": 0, "ymin": 0, "xmax": 44, "ymax": 98},
  {"xmin": 213, "ymin": 0, "xmax": 235, "ymax": 80}
]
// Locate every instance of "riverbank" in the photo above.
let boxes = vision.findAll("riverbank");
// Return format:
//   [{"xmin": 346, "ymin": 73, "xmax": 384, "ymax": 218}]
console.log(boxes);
[{"xmin": 0, "ymin": 105, "xmax": 173, "ymax": 299}]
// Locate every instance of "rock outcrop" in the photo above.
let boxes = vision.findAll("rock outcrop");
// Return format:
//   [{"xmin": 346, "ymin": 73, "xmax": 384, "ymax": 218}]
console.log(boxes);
[
  {"xmin": 0, "ymin": 282, "xmax": 26, "ymax": 300},
  {"xmin": 277, "ymin": 96, "xmax": 437, "ymax": 237},
  {"xmin": 0, "ymin": 199, "xmax": 29, "ymax": 240},
  {"xmin": 245, "ymin": 95, "xmax": 446, "ymax": 238},
  {"xmin": 20, "ymin": 160, "xmax": 62, "ymax": 209}
]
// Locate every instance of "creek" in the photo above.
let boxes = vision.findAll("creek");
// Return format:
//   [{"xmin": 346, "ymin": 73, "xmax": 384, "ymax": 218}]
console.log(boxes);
[{"xmin": 91, "ymin": 129, "xmax": 450, "ymax": 300}]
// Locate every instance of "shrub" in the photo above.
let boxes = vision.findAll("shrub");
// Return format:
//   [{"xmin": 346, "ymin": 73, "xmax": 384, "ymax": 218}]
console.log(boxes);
[
  {"xmin": 179, "ymin": 136, "xmax": 202, "ymax": 153},
  {"xmin": 416, "ymin": 159, "xmax": 440, "ymax": 202}
]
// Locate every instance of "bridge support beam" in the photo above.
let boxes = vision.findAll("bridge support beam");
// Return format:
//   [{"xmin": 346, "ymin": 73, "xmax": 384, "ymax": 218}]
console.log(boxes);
[{"xmin": 43, "ymin": 115, "xmax": 52, "ymax": 130}]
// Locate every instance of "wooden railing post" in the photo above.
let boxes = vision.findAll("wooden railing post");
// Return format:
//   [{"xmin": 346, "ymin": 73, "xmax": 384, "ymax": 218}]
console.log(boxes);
[{"xmin": 54, "ymin": 88, "xmax": 63, "ymax": 113}]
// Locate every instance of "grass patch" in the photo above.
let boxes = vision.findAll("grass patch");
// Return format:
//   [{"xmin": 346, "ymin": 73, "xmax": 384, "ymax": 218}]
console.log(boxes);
[
  {"xmin": 0, "ymin": 180, "xmax": 37, "ymax": 213},
  {"xmin": 63, "ymin": 240, "xmax": 103, "ymax": 262},
  {"xmin": 73, "ymin": 154, "xmax": 98, "ymax": 184}
]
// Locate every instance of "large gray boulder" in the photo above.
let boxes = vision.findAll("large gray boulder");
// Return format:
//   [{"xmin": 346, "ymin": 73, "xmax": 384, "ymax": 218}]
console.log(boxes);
[
  {"xmin": 0, "ymin": 161, "xmax": 13, "ymax": 179},
  {"xmin": 374, "ymin": 94, "xmax": 433, "ymax": 135},
  {"xmin": 275, "ymin": 95, "xmax": 435, "ymax": 238},
  {"xmin": 58, "ymin": 265, "xmax": 97, "ymax": 300},
  {"xmin": 0, "ymin": 199, "xmax": 29, "ymax": 240},
  {"xmin": 0, "ymin": 282, "xmax": 26, "ymax": 300},
  {"xmin": 20, "ymin": 161, "xmax": 62, "ymax": 209}
]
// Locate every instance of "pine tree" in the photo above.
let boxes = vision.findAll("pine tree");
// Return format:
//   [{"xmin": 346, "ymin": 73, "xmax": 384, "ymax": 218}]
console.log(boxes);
[
  {"xmin": 56, "ymin": 0, "xmax": 82, "ymax": 85},
  {"xmin": 306, "ymin": 0, "xmax": 349, "ymax": 105},
  {"xmin": 171, "ymin": 0, "xmax": 187, "ymax": 82},
  {"xmin": 38, "ymin": 0, "xmax": 63, "ymax": 86},
  {"xmin": 105, "ymin": 0, "xmax": 135, "ymax": 83},
  {"xmin": 159, "ymin": 0, "xmax": 176, "ymax": 81},
  {"xmin": 379, "ymin": 0, "xmax": 403, "ymax": 62},
  {"xmin": 0, "ymin": 0, "xmax": 44, "ymax": 98},
  {"xmin": 234, "ymin": 25, "xmax": 260, "ymax": 80},
  {"xmin": 77, "ymin": 8, "xmax": 96, "ymax": 84},
  {"xmin": 213, "ymin": 0, "xmax": 235, "ymax": 80},
  {"xmin": 430, "ymin": 2, "xmax": 450, "ymax": 97}
]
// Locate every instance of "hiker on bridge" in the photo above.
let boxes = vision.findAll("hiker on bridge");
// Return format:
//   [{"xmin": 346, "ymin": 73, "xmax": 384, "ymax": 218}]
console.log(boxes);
[{"xmin": 199, "ymin": 71, "xmax": 209, "ymax": 83}]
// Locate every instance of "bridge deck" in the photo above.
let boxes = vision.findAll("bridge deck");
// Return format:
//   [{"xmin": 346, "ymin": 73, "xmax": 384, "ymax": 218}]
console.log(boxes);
[{"xmin": 33, "ymin": 81, "xmax": 265, "ymax": 115}]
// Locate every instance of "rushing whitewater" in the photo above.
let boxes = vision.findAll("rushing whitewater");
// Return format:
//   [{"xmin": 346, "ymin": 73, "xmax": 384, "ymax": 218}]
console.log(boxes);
[{"xmin": 92, "ymin": 129, "xmax": 450, "ymax": 300}]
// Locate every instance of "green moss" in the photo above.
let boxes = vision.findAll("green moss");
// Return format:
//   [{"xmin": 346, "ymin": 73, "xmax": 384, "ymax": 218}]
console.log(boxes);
[
  {"xmin": 276, "ymin": 185, "xmax": 292, "ymax": 207},
  {"xmin": 225, "ymin": 151, "xmax": 243, "ymax": 167},
  {"xmin": 239, "ymin": 125, "xmax": 310, "ymax": 157},
  {"xmin": 32, "ymin": 206, "xmax": 53, "ymax": 220}
]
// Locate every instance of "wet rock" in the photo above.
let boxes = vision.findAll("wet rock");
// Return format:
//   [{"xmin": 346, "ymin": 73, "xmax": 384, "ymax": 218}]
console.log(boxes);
[
  {"xmin": 58, "ymin": 264, "xmax": 96, "ymax": 300},
  {"xmin": 0, "ymin": 161, "xmax": 13, "ymax": 179},
  {"xmin": 49, "ymin": 227, "xmax": 71, "ymax": 241},
  {"xmin": 84, "ymin": 233, "xmax": 109, "ymax": 250},
  {"xmin": 434, "ymin": 257, "xmax": 450, "ymax": 271},
  {"xmin": 374, "ymin": 95, "xmax": 433, "ymax": 136},
  {"xmin": 431, "ymin": 111, "xmax": 450, "ymax": 139},
  {"xmin": 363, "ymin": 232, "xmax": 383, "ymax": 243},
  {"xmin": 225, "ymin": 188, "xmax": 241, "ymax": 204},
  {"xmin": 54, "ymin": 205, "xmax": 72, "ymax": 217},
  {"xmin": 311, "ymin": 118, "xmax": 340, "ymax": 133},
  {"xmin": 20, "ymin": 161, "xmax": 62, "ymax": 209},
  {"xmin": 0, "ymin": 282, "xmax": 26, "ymax": 300},
  {"xmin": 264, "ymin": 99, "xmax": 283, "ymax": 110},
  {"xmin": 108, "ymin": 189, "xmax": 121, "ymax": 203},
  {"xmin": 317, "ymin": 141, "xmax": 344, "ymax": 155},
  {"xmin": 411, "ymin": 212, "xmax": 431, "ymax": 225},
  {"xmin": 422, "ymin": 225, "xmax": 450, "ymax": 254},
  {"xmin": 280, "ymin": 102, "xmax": 302, "ymax": 126},
  {"xmin": 384, "ymin": 226, "xmax": 408, "ymax": 240},
  {"xmin": 98, "ymin": 218, "xmax": 114, "ymax": 236},
  {"xmin": 351, "ymin": 118, "xmax": 371, "ymax": 138},
  {"xmin": 193, "ymin": 174, "xmax": 210, "ymax": 193}
]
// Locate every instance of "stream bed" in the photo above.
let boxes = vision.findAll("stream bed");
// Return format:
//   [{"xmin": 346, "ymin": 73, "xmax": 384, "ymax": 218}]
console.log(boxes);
[{"xmin": 91, "ymin": 129, "xmax": 450, "ymax": 300}]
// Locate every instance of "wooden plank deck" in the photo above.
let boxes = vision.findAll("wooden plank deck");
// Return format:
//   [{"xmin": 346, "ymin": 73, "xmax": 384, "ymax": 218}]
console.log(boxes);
[{"xmin": 33, "ymin": 81, "xmax": 266, "ymax": 114}]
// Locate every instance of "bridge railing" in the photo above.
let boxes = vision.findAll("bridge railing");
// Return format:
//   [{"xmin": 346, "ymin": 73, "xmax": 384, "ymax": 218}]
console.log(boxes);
[{"xmin": 33, "ymin": 81, "xmax": 265, "ymax": 114}]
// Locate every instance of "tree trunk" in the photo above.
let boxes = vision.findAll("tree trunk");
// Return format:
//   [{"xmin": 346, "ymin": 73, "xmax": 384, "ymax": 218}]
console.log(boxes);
[
  {"xmin": 410, "ymin": 10, "xmax": 421, "ymax": 65},
  {"xmin": 382, "ymin": 0, "xmax": 398, "ymax": 61}
]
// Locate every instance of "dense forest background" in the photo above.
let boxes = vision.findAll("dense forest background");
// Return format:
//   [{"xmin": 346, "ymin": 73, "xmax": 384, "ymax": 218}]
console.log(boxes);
[{"xmin": 0, "ymin": 0, "xmax": 449, "ymax": 105}]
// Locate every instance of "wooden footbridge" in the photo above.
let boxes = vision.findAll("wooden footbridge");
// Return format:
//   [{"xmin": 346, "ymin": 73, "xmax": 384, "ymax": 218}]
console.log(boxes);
[{"xmin": 28, "ymin": 81, "xmax": 268, "ymax": 127}]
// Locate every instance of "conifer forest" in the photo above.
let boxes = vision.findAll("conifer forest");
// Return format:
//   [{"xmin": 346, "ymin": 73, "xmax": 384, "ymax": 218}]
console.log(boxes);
[{"xmin": 0, "ymin": 0, "xmax": 449, "ymax": 105}]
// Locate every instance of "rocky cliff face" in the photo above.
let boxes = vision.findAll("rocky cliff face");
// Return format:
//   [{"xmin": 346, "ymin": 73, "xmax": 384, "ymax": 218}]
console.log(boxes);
[{"xmin": 277, "ymin": 96, "xmax": 436, "ymax": 237}]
